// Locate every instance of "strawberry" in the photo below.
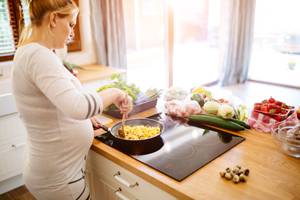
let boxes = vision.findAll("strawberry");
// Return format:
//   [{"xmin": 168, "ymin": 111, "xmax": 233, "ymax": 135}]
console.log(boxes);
[
  {"xmin": 262, "ymin": 99, "xmax": 268, "ymax": 104},
  {"xmin": 274, "ymin": 115, "xmax": 282, "ymax": 121},
  {"xmin": 254, "ymin": 105, "xmax": 261, "ymax": 111},
  {"xmin": 268, "ymin": 104, "xmax": 280, "ymax": 110},
  {"xmin": 275, "ymin": 101, "xmax": 282, "ymax": 106},
  {"xmin": 268, "ymin": 97, "xmax": 275, "ymax": 103},
  {"xmin": 276, "ymin": 107, "xmax": 282, "ymax": 113},
  {"xmin": 261, "ymin": 105, "xmax": 268, "ymax": 112}
]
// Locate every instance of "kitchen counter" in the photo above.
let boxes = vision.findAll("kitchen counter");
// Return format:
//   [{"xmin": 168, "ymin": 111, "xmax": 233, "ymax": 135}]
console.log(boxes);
[
  {"xmin": 91, "ymin": 108, "xmax": 300, "ymax": 200},
  {"xmin": 76, "ymin": 64, "xmax": 125, "ymax": 83}
]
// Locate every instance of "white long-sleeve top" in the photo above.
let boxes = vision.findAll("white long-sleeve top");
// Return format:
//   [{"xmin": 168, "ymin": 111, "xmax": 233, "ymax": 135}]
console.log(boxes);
[{"xmin": 12, "ymin": 43, "xmax": 102, "ymax": 190}]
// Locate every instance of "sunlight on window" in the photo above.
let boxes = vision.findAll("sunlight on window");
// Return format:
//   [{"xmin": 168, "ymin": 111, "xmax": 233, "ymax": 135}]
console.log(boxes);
[
  {"xmin": 172, "ymin": 0, "xmax": 221, "ymax": 89},
  {"xmin": 123, "ymin": 0, "xmax": 167, "ymax": 91},
  {"xmin": 249, "ymin": 0, "xmax": 300, "ymax": 87},
  {"xmin": 21, "ymin": 0, "xmax": 30, "ymax": 26},
  {"xmin": 123, "ymin": 0, "xmax": 221, "ymax": 91}
]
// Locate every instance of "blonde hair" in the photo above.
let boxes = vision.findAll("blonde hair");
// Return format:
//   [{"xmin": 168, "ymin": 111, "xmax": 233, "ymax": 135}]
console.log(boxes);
[{"xmin": 18, "ymin": 0, "xmax": 79, "ymax": 46}]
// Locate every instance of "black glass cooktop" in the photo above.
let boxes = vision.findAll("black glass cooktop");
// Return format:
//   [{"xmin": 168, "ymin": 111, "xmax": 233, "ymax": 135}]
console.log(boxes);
[{"xmin": 95, "ymin": 113, "xmax": 245, "ymax": 181}]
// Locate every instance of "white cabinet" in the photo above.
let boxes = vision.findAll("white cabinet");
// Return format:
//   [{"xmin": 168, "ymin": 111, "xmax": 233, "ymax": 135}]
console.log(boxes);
[
  {"xmin": 87, "ymin": 150, "xmax": 177, "ymax": 200},
  {"xmin": 87, "ymin": 171, "xmax": 136, "ymax": 200},
  {"xmin": 0, "ymin": 112, "xmax": 27, "ymax": 184}
]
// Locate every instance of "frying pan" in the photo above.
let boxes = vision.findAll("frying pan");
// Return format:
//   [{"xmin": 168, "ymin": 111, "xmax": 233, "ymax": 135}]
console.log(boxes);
[{"xmin": 98, "ymin": 118, "xmax": 164, "ymax": 155}]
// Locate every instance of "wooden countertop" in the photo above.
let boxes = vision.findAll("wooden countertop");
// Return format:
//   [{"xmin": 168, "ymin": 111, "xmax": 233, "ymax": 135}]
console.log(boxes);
[
  {"xmin": 76, "ymin": 64, "xmax": 125, "ymax": 83},
  {"xmin": 91, "ymin": 109, "xmax": 300, "ymax": 200}
]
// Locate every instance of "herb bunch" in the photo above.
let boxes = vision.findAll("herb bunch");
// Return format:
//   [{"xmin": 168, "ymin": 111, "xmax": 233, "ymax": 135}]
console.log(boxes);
[{"xmin": 96, "ymin": 73, "xmax": 140, "ymax": 103}]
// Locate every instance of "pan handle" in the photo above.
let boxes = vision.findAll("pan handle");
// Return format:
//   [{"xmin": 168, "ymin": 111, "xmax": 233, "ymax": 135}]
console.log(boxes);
[{"xmin": 97, "ymin": 123, "xmax": 110, "ymax": 132}]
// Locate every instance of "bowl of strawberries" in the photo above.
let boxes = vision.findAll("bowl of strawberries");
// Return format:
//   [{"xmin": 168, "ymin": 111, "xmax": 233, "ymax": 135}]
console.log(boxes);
[
  {"xmin": 248, "ymin": 97, "xmax": 298, "ymax": 133},
  {"xmin": 253, "ymin": 97, "xmax": 294, "ymax": 121}
]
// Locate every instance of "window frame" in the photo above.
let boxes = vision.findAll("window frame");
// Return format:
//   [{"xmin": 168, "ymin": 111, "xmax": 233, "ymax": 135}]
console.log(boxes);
[
  {"xmin": 0, "ymin": 0, "xmax": 81, "ymax": 62},
  {"xmin": 0, "ymin": 0, "xmax": 21, "ymax": 61},
  {"xmin": 68, "ymin": 0, "xmax": 81, "ymax": 52}
]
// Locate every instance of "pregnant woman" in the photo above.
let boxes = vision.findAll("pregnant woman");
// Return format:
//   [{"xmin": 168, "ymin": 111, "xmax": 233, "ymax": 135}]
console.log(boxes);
[{"xmin": 12, "ymin": 0, "xmax": 132, "ymax": 199}]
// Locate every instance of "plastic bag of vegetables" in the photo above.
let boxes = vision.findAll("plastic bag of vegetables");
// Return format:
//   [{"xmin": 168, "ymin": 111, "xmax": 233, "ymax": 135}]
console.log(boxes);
[
  {"xmin": 164, "ymin": 87, "xmax": 188, "ymax": 101},
  {"xmin": 165, "ymin": 100, "xmax": 202, "ymax": 118}
]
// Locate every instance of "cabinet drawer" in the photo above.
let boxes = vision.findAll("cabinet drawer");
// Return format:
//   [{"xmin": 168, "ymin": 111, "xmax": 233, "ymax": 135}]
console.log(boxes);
[
  {"xmin": 88, "ymin": 150, "xmax": 176, "ymax": 200},
  {"xmin": 91, "ymin": 172, "xmax": 138, "ymax": 200},
  {"xmin": 0, "ymin": 93, "xmax": 17, "ymax": 117},
  {"xmin": 0, "ymin": 113, "xmax": 27, "ymax": 146},
  {"xmin": 0, "ymin": 142, "xmax": 26, "ymax": 182},
  {"xmin": 0, "ymin": 137, "xmax": 26, "ymax": 152}
]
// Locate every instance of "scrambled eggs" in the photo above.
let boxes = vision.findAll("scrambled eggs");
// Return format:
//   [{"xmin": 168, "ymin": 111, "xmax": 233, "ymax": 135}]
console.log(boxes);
[{"xmin": 120, "ymin": 125, "xmax": 160, "ymax": 140}]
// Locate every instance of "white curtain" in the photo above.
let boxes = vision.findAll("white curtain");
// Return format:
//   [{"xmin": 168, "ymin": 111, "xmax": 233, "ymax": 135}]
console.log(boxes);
[
  {"xmin": 89, "ymin": 0, "xmax": 127, "ymax": 69},
  {"xmin": 219, "ymin": 0, "xmax": 256, "ymax": 86}
]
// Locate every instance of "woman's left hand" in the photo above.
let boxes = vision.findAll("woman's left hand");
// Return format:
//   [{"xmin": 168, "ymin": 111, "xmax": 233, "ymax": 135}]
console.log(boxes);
[{"xmin": 90, "ymin": 116, "xmax": 101, "ymax": 129}]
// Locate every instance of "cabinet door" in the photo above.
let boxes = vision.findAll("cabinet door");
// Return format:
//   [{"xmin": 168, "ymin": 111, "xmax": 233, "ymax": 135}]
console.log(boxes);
[
  {"xmin": 0, "ymin": 113, "xmax": 26, "ymax": 145},
  {"xmin": 88, "ymin": 151, "xmax": 176, "ymax": 200},
  {"xmin": 0, "ymin": 113, "xmax": 27, "ymax": 181},
  {"xmin": 92, "ymin": 177, "xmax": 117, "ymax": 200},
  {"xmin": 95, "ymin": 178, "xmax": 118, "ymax": 200},
  {"xmin": 87, "ymin": 167, "xmax": 137, "ymax": 200},
  {"xmin": 0, "ymin": 142, "xmax": 26, "ymax": 181}
]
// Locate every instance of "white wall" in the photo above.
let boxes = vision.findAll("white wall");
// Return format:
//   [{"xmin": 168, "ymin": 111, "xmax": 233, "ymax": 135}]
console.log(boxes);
[{"xmin": 0, "ymin": 0, "xmax": 96, "ymax": 81}]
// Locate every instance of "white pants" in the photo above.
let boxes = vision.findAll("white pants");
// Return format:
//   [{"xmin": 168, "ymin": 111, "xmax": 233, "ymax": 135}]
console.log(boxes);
[{"xmin": 26, "ymin": 169, "xmax": 90, "ymax": 200}]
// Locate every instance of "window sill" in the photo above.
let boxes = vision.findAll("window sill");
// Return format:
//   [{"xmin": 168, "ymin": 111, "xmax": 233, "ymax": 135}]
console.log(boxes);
[{"xmin": 76, "ymin": 64, "xmax": 126, "ymax": 83}]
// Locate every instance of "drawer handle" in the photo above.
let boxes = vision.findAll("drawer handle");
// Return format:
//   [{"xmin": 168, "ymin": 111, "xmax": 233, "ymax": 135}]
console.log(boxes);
[
  {"xmin": 113, "ymin": 171, "xmax": 139, "ymax": 188},
  {"xmin": 114, "ymin": 188, "xmax": 131, "ymax": 200},
  {"xmin": 11, "ymin": 143, "xmax": 26, "ymax": 149}
]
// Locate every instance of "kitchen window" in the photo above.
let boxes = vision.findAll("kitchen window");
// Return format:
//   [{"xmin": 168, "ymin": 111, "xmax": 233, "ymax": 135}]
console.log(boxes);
[
  {"xmin": 123, "ymin": 0, "xmax": 168, "ymax": 90},
  {"xmin": 249, "ymin": 0, "xmax": 300, "ymax": 88},
  {"xmin": 0, "ymin": 0, "xmax": 81, "ymax": 62},
  {"xmin": 123, "ymin": 0, "xmax": 221, "ymax": 90},
  {"xmin": 0, "ymin": 0, "xmax": 20, "ymax": 61},
  {"xmin": 171, "ymin": 0, "xmax": 221, "ymax": 89}
]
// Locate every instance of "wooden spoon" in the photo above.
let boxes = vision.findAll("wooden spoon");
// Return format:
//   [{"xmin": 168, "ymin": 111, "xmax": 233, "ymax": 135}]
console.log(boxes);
[
  {"xmin": 118, "ymin": 113, "xmax": 126, "ymax": 138},
  {"xmin": 118, "ymin": 94, "xmax": 129, "ymax": 138}
]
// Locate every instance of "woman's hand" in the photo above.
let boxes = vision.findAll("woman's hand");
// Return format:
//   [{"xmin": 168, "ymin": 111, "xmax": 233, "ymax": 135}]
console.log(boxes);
[
  {"xmin": 98, "ymin": 88, "xmax": 133, "ymax": 116},
  {"xmin": 115, "ymin": 92, "xmax": 133, "ymax": 117},
  {"xmin": 90, "ymin": 116, "xmax": 101, "ymax": 129}
]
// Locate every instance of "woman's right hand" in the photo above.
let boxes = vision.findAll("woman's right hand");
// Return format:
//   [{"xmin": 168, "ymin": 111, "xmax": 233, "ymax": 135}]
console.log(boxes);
[
  {"xmin": 98, "ymin": 88, "xmax": 133, "ymax": 116},
  {"xmin": 114, "ymin": 90, "xmax": 133, "ymax": 116}
]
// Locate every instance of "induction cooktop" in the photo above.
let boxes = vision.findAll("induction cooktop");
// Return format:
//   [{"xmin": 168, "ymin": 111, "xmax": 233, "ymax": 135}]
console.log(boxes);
[{"xmin": 95, "ymin": 113, "xmax": 245, "ymax": 181}]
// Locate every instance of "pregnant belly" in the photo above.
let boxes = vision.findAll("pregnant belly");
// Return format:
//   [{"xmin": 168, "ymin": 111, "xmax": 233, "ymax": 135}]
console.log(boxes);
[
  {"xmin": 62, "ymin": 119, "xmax": 94, "ymax": 151},
  {"xmin": 24, "ymin": 120, "xmax": 94, "ymax": 189}
]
